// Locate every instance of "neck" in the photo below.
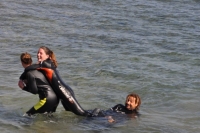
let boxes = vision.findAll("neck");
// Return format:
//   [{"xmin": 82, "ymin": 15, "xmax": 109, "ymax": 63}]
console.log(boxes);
[{"xmin": 23, "ymin": 64, "xmax": 31, "ymax": 68}]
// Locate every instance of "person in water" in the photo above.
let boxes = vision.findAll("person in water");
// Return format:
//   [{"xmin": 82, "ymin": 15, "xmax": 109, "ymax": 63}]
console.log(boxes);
[
  {"xmin": 18, "ymin": 52, "xmax": 59, "ymax": 116},
  {"xmin": 91, "ymin": 93, "xmax": 141, "ymax": 122},
  {"xmin": 19, "ymin": 46, "xmax": 141, "ymax": 118},
  {"xmin": 111, "ymin": 93, "xmax": 141, "ymax": 114},
  {"xmin": 37, "ymin": 46, "xmax": 75, "ymax": 111},
  {"xmin": 19, "ymin": 46, "xmax": 92, "ymax": 116}
]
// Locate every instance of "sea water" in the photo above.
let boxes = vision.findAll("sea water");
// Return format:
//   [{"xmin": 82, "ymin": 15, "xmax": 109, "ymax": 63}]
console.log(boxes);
[{"xmin": 0, "ymin": 0, "xmax": 200, "ymax": 132}]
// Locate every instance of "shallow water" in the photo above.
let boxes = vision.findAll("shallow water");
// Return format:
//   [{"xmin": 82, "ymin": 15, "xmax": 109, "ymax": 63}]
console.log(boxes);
[{"xmin": 0, "ymin": 0, "xmax": 200, "ymax": 132}]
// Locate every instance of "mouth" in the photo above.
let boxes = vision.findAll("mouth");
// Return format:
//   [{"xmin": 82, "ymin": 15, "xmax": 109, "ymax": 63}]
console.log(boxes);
[
  {"xmin": 37, "ymin": 57, "xmax": 41, "ymax": 61},
  {"xmin": 126, "ymin": 104, "xmax": 130, "ymax": 109}
]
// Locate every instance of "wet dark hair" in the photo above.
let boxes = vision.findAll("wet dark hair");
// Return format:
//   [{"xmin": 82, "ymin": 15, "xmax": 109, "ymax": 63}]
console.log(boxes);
[{"xmin": 20, "ymin": 52, "xmax": 32, "ymax": 65}]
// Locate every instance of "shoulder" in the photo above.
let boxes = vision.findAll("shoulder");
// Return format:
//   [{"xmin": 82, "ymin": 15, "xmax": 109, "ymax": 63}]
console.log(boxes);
[
  {"xmin": 42, "ymin": 59, "xmax": 55, "ymax": 68},
  {"xmin": 111, "ymin": 104, "xmax": 125, "ymax": 110},
  {"xmin": 25, "ymin": 64, "xmax": 40, "ymax": 71},
  {"xmin": 27, "ymin": 70, "xmax": 43, "ymax": 77},
  {"xmin": 26, "ymin": 70, "xmax": 36, "ymax": 76},
  {"xmin": 20, "ymin": 64, "xmax": 40, "ymax": 79}
]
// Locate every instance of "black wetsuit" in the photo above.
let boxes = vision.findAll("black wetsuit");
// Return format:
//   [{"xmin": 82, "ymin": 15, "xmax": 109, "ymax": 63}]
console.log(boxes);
[
  {"xmin": 89, "ymin": 104, "xmax": 139, "ymax": 117},
  {"xmin": 22, "ymin": 69, "xmax": 59, "ymax": 115},
  {"xmin": 110, "ymin": 104, "xmax": 139, "ymax": 115},
  {"xmin": 20, "ymin": 59, "xmax": 92, "ymax": 116}
]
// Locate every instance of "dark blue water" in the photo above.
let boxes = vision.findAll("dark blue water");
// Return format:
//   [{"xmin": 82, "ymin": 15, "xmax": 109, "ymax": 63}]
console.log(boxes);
[{"xmin": 0, "ymin": 0, "xmax": 200, "ymax": 132}]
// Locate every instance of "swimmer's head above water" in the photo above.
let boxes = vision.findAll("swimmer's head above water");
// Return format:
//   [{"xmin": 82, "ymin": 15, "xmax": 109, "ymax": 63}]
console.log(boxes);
[{"xmin": 125, "ymin": 93, "xmax": 141, "ymax": 111}]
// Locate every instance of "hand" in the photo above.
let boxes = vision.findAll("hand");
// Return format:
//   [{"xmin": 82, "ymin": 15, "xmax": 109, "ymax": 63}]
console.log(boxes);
[
  {"xmin": 107, "ymin": 116, "xmax": 115, "ymax": 123},
  {"xmin": 23, "ymin": 80, "xmax": 27, "ymax": 84},
  {"xmin": 18, "ymin": 80, "xmax": 25, "ymax": 89}
]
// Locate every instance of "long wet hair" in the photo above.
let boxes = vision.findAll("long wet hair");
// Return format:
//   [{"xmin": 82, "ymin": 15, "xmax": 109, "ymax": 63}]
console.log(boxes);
[
  {"xmin": 39, "ymin": 46, "xmax": 58, "ymax": 68},
  {"xmin": 20, "ymin": 52, "xmax": 32, "ymax": 65},
  {"xmin": 125, "ymin": 93, "xmax": 141, "ymax": 111}
]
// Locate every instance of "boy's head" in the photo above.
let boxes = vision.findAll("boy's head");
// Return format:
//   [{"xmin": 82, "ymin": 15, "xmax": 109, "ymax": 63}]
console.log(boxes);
[
  {"xmin": 20, "ymin": 52, "xmax": 32, "ymax": 68},
  {"xmin": 125, "ymin": 93, "xmax": 141, "ymax": 111}
]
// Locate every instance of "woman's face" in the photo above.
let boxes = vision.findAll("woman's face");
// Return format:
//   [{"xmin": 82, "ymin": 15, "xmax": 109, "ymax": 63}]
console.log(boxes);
[
  {"xmin": 37, "ymin": 48, "xmax": 49, "ymax": 62},
  {"xmin": 125, "ymin": 96, "xmax": 138, "ymax": 110}
]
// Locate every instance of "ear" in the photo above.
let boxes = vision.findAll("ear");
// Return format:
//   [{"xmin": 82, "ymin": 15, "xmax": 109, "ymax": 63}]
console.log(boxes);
[
  {"xmin": 135, "ymin": 97, "xmax": 141, "ymax": 110},
  {"xmin": 135, "ymin": 101, "xmax": 139, "ymax": 107}
]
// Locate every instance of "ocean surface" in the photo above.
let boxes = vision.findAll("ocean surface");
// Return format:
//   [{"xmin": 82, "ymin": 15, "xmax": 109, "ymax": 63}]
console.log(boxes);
[{"xmin": 0, "ymin": 0, "xmax": 200, "ymax": 132}]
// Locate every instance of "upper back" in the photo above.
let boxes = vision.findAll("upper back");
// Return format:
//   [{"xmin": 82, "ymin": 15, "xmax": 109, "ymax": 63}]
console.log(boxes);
[{"xmin": 27, "ymin": 70, "xmax": 49, "ymax": 86}]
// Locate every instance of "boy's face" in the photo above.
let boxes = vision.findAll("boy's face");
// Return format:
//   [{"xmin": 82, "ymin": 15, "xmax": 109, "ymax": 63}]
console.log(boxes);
[{"xmin": 125, "ymin": 96, "xmax": 138, "ymax": 110}]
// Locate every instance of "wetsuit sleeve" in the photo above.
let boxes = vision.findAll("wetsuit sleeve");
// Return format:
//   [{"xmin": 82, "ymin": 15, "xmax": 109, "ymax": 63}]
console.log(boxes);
[
  {"xmin": 110, "ymin": 104, "xmax": 124, "ymax": 111},
  {"xmin": 19, "ymin": 72, "xmax": 26, "ymax": 80},
  {"xmin": 23, "ymin": 72, "xmax": 38, "ymax": 94}
]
